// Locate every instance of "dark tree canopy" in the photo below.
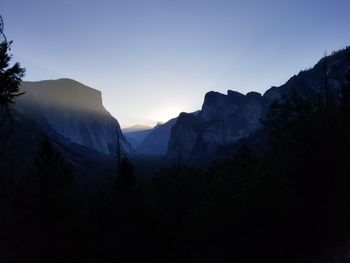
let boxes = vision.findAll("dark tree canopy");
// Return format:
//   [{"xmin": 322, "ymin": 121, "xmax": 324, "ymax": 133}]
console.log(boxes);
[{"xmin": 0, "ymin": 15, "xmax": 25, "ymax": 119}]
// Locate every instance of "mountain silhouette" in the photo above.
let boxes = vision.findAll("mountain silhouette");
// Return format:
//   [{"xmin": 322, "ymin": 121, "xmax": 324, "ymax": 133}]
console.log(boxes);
[{"xmin": 167, "ymin": 47, "xmax": 350, "ymax": 161}]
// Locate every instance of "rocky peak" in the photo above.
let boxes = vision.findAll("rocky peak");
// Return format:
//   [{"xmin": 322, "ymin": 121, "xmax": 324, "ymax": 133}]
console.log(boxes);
[
  {"xmin": 202, "ymin": 91, "xmax": 226, "ymax": 108},
  {"xmin": 227, "ymin": 90, "xmax": 245, "ymax": 103},
  {"xmin": 246, "ymin": 91, "xmax": 262, "ymax": 99}
]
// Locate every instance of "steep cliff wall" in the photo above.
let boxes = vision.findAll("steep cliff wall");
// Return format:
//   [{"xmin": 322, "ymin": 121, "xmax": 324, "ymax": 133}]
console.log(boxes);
[
  {"xmin": 15, "ymin": 78, "xmax": 132, "ymax": 155},
  {"xmin": 167, "ymin": 91, "xmax": 265, "ymax": 159}
]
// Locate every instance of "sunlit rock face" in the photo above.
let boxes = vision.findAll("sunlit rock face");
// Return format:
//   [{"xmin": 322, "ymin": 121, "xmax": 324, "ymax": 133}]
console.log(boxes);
[
  {"xmin": 167, "ymin": 47, "xmax": 350, "ymax": 160},
  {"xmin": 15, "ymin": 79, "xmax": 133, "ymax": 155}
]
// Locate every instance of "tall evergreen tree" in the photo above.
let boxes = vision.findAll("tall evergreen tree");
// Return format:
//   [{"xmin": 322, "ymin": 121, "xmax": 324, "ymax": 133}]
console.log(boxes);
[
  {"xmin": 0, "ymin": 15, "xmax": 25, "ymax": 179},
  {"xmin": 0, "ymin": 15, "xmax": 25, "ymax": 121}
]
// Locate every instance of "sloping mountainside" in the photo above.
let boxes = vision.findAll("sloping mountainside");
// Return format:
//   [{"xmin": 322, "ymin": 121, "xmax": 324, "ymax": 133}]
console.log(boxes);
[
  {"xmin": 167, "ymin": 46, "xmax": 350, "ymax": 160},
  {"xmin": 264, "ymin": 47, "xmax": 350, "ymax": 103},
  {"xmin": 14, "ymin": 78, "xmax": 132, "ymax": 155},
  {"xmin": 137, "ymin": 118, "xmax": 177, "ymax": 155},
  {"xmin": 123, "ymin": 125, "xmax": 153, "ymax": 149},
  {"xmin": 0, "ymin": 112, "xmax": 116, "ymax": 193}
]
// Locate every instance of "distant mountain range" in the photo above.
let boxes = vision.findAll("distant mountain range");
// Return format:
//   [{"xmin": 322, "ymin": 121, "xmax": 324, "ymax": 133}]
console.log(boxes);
[
  {"xmin": 136, "ymin": 118, "xmax": 177, "ymax": 155},
  {"xmin": 123, "ymin": 125, "xmax": 153, "ymax": 149},
  {"xmin": 123, "ymin": 120, "xmax": 177, "ymax": 156},
  {"xmin": 122, "ymin": 124, "xmax": 153, "ymax": 133}
]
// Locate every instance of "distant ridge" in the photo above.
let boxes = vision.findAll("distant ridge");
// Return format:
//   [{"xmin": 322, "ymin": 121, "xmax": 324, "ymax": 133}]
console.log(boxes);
[{"xmin": 122, "ymin": 124, "xmax": 153, "ymax": 134}]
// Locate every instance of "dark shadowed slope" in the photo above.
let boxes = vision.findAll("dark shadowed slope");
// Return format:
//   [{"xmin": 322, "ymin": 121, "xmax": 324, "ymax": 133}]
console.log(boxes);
[
  {"xmin": 0, "ymin": 111, "xmax": 116, "ymax": 192},
  {"xmin": 137, "ymin": 118, "xmax": 177, "ymax": 155},
  {"xmin": 122, "ymin": 125, "xmax": 153, "ymax": 149}
]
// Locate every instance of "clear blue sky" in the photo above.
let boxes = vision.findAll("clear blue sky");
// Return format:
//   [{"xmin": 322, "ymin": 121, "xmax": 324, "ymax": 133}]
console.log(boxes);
[{"xmin": 1, "ymin": 0, "xmax": 350, "ymax": 127}]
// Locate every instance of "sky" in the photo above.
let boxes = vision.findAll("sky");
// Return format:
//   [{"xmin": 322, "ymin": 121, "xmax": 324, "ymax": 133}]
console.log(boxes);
[{"xmin": 1, "ymin": 0, "xmax": 350, "ymax": 127}]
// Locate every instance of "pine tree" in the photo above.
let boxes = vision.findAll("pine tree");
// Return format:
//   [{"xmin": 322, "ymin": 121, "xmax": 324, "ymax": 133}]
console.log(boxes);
[
  {"xmin": 0, "ymin": 15, "xmax": 25, "ymax": 121},
  {"xmin": 0, "ymin": 15, "xmax": 25, "ymax": 180}
]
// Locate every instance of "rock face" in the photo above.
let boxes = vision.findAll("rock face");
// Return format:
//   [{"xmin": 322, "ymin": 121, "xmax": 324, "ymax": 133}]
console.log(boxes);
[
  {"xmin": 15, "ymin": 78, "xmax": 132, "ymax": 155},
  {"xmin": 137, "ymin": 118, "xmax": 177, "ymax": 155},
  {"xmin": 167, "ymin": 91, "xmax": 265, "ymax": 159},
  {"xmin": 167, "ymin": 46, "xmax": 350, "ymax": 160}
]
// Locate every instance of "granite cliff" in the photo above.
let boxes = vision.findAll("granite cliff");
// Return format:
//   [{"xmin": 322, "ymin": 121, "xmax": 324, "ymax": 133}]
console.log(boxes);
[{"xmin": 15, "ymin": 78, "xmax": 132, "ymax": 155}]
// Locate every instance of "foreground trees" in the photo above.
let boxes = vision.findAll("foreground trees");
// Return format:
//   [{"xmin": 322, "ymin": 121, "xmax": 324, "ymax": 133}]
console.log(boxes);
[
  {"xmin": 0, "ymin": 15, "xmax": 25, "ymax": 121},
  {"xmin": 1, "ymin": 139, "xmax": 82, "ymax": 263}
]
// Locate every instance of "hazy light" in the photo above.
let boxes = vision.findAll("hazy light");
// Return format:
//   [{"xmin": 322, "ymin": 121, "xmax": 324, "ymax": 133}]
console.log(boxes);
[{"xmin": 151, "ymin": 105, "xmax": 184, "ymax": 124}]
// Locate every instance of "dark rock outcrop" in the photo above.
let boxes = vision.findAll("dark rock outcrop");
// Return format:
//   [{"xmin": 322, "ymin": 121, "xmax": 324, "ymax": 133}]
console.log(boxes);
[{"xmin": 167, "ymin": 90, "xmax": 265, "ymax": 160}]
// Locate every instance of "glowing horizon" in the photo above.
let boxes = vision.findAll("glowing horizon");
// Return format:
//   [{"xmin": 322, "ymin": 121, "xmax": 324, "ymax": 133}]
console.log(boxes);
[{"xmin": 2, "ymin": 0, "xmax": 350, "ymax": 128}]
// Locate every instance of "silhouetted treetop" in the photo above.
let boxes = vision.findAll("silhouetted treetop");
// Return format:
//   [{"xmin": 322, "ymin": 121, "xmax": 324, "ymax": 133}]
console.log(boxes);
[{"xmin": 0, "ymin": 15, "xmax": 25, "ymax": 120}]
